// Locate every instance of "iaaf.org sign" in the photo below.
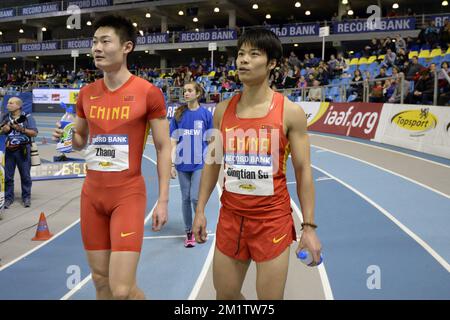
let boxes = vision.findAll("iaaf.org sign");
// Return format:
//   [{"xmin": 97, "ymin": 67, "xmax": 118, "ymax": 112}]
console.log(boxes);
[{"xmin": 307, "ymin": 103, "xmax": 383, "ymax": 140}]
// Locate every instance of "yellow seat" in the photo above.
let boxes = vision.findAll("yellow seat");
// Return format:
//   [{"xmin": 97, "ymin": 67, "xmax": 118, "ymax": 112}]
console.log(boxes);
[
  {"xmin": 446, "ymin": 47, "xmax": 450, "ymax": 54},
  {"xmin": 378, "ymin": 54, "xmax": 385, "ymax": 60},
  {"xmin": 208, "ymin": 71, "xmax": 216, "ymax": 77},
  {"xmin": 418, "ymin": 50, "xmax": 430, "ymax": 58},
  {"xmin": 430, "ymin": 49, "xmax": 442, "ymax": 58},
  {"xmin": 367, "ymin": 56, "xmax": 377, "ymax": 64},
  {"xmin": 408, "ymin": 51, "xmax": 419, "ymax": 59},
  {"xmin": 358, "ymin": 57, "xmax": 368, "ymax": 65},
  {"xmin": 349, "ymin": 58, "xmax": 359, "ymax": 65}
]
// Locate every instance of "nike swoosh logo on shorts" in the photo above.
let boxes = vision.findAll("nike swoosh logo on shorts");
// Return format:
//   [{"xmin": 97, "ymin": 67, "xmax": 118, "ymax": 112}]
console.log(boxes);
[
  {"xmin": 273, "ymin": 234, "xmax": 287, "ymax": 244},
  {"xmin": 120, "ymin": 232, "xmax": 136, "ymax": 238}
]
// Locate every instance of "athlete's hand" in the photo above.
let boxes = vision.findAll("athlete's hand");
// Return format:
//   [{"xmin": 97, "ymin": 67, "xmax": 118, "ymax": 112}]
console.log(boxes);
[
  {"xmin": 297, "ymin": 228, "xmax": 322, "ymax": 266},
  {"xmin": 170, "ymin": 167, "xmax": 177, "ymax": 179},
  {"xmin": 193, "ymin": 212, "xmax": 207, "ymax": 244},
  {"xmin": 152, "ymin": 201, "xmax": 168, "ymax": 231},
  {"xmin": 52, "ymin": 121, "xmax": 63, "ymax": 141}
]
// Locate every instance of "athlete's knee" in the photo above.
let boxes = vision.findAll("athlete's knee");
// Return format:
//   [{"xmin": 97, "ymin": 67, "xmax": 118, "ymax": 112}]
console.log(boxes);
[
  {"xmin": 91, "ymin": 272, "xmax": 109, "ymax": 290},
  {"xmin": 110, "ymin": 284, "xmax": 132, "ymax": 300},
  {"xmin": 215, "ymin": 289, "xmax": 245, "ymax": 300},
  {"xmin": 214, "ymin": 282, "xmax": 242, "ymax": 300}
]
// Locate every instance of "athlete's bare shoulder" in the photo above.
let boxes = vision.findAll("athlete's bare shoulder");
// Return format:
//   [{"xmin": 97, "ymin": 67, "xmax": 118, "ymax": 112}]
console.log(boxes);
[
  {"xmin": 213, "ymin": 96, "xmax": 234, "ymax": 129},
  {"xmin": 283, "ymin": 98, "xmax": 307, "ymax": 134}
]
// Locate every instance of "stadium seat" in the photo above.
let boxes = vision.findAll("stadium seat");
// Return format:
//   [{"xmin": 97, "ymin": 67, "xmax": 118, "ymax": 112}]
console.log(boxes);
[
  {"xmin": 418, "ymin": 50, "xmax": 430, "ymax": 58},
  {"xmin": 431, "ymin": 56, "xmax": 442, "ymax": 65},
  {"xmin": 430, "ymin": 48, "xmax": 442, "ymax": 58},
  {"xmin": 208, "ymin": 71, "xmax": 216, "ymax": 77},
  {"xmin": 367, "ymin": 56, "xmax": 377, "ymax": 64},
  {"xmin": 349, "ymin": 58, "xmax": 359, "ymax": 65},
  {"xmin": 377, "ymin": 54, "xmax": 385, "ymax": 61},
  {"xmin": 358, "ymin": 57, "xmax": 368, "ymax": 65},
  {"xmin": 408, "ymin": 51, "xmax": 419, "ymax": 59}
]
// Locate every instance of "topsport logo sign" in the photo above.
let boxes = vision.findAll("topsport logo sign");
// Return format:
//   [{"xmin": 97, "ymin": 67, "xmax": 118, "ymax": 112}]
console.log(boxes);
[{"xmin": 391, "ymin": 108, "xmax": 438, "ymax": 136}]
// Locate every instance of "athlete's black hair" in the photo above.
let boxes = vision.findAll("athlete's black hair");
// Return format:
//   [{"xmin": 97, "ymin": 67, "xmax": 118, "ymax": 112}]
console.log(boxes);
[
  {"xmin": 237, "ymin": 28, "xmax": 283, "ymax": 66},
  {"xmin": 93, "ymin": 15, "xmax": 136, "ymax": 52}
]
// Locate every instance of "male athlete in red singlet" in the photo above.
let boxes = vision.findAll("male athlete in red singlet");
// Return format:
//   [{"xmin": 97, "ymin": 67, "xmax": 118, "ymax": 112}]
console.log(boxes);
[
  {"xmin": 53, "ymin": 15, "xmax": 171, "ymax": 300},
  {"xmin": 193, "ymin": 29, "xmax": 322, "ymax": 299}
]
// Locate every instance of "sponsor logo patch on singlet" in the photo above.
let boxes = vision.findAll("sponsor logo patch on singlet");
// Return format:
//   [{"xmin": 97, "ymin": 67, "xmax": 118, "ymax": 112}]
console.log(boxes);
[
  {"xmin": 223, "ymin": 130, "xmax": 276, "ymax": 196},
  {"xmin": 85, "ymin": 134, "xmax": 129, "ymax": 171}
]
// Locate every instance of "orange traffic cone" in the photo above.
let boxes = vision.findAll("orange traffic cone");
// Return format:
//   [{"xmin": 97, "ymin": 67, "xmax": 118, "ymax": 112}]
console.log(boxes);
[{"xmin": 32, "ymin": 212, "xmax": 53, "ymax": 241}]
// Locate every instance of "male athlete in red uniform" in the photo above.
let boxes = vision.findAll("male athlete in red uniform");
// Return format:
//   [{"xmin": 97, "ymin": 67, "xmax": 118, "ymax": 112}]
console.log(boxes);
[
  {"xmin": 53, "ymin": 15, "xmax": 171, "ymax": 300},
  {"xmin": 193, "ymin": 29, "xmax": 322, "ymax": 299}
]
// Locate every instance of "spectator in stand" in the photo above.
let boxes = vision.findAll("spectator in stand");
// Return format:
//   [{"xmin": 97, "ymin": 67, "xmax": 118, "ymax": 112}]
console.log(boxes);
[
  {"xmin": 328, "ymin": 54, "xmax": 338, "ymax": 78},
  {"xmin": 297, "ymin": 75, "xmax": 308, "ymax": 88},
  {"xmin": 316, "ymin": 66, "xmax": 329, "ymax": 85},
  {"xmin": 347, "ymin": 69, "xmax": 364, "ymax": 101},
  {"xmin": 389, "ymin": 72, "xmax": 410, "ymax": 104},
  {"xmin": 309, "ymin": 53, "xmax": 320, "ymax": 67},
  {"xmin": 308, "ymin": 79, "xmax": 322, "ymax": 101},
  {"xmin": 369, "ymin": 38, "xmax": 382, "ymax": 56},
  {"xmin": 306, "ymin": 73, "xmax": 315, "ymax": 87},
  {"xmin": 369, "ymin": 80, "xmax": 384, "ymax": 102},
  {"xmin": 395, "ymin": 34, "xmax": 407, "ymax": 53},
  {"xmin": 440, "ymin": 21, "xmax": 450, "ymax": 50},
  {"xmin": 384, "ymin": 79, "xmax": 397, "ymax": 101},
  {"xmin": 288, "ymin": 51, "xmax": 301, "ymax": 68},
  {"xmin": 334, "ymin": 53, "xmax": 347, "ymax": 77},
  {"xmin": 438, "ymin": 69, "xmax": 450, "ymax": 105},
  {"xmin": 364, "ymin": 70, "xmax": 373, "ymax": 80},
  {"xmin": 406, "ymin": 68, "xmax": 435, "ymax": 104},
  {"xmin": 303, "ymin": 54, "xmax": 310, "ymax": 68},
  {"xmin": 375, "ymin": 67, "xmax": 388, "ymax": 85},
  {"xmin": 395, "ymin": 48, "xmax": 408, "ymax": 69},
  {"xmin": 406, "ymin": 56, "xmax": 424, "ymax": 81},
  {"xmin": 424, "ymin": 21, "xmax": 440, "ymax": 49},
  {"xmin": 381, "ymin": 48, "xmax": 397, "ymax": 68},
  {"xmin": 382, "ymin": 37, "xmax": 396, "ymax": 54}
]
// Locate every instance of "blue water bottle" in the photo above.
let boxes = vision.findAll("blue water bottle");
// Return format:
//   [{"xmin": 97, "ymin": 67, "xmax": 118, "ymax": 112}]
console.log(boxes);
[{"xmin": 297, "ymin": 249, "xmax": 323, "ymax": 267}]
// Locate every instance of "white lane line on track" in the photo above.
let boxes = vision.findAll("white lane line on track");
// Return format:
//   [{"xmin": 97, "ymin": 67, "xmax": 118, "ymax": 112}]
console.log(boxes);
[
  {"xmin": 290, "ymin": 198, "xmax": 334, "ymax": 300},
  {"xmin": 312, "ymin": 164, "xmax": 450, "ymax": 273},
  {"xmin": 308, "ymin": 146, "xmax": 450, "ymax": 200},
  {"xmin": 0, "ymin": 219, "xmax": 80, "ymax": 272},
  {"xmin": 188, "ymin": 183, "xmax": 222, "ymax": 300},
  {"xmin": 310, "ymin": 133, "xmax": 450, "ymax": 170}
]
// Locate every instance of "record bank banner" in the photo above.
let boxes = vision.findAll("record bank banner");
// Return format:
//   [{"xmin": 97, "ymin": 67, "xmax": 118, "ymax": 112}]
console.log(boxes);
[
  {"xmin": 20, "ymin": 2, "xmax": 60, "ymax": 16},
  {"xmin": 21, "ymin": 41, "xmax": 60, "ymax": 52},
  {"xmin": 0, "ymin": 7, "xmax": 16, "ymax": 20},
  {"xmin": 179, "ymin": 29, "xmax": 237, "ymax": 43},
  {"xmin": 268, "ymin": 23, "xmax": 320, "ymax": 37},
  {"xmin": 333, "ymin": 17, "xmax": 416, "ymax": 34}
]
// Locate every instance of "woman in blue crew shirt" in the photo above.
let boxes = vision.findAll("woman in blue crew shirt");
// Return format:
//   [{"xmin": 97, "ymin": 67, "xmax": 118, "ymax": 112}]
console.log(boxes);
[{"xmin": 170, "ymin": 82, "xmax": 213, "ymax": 247}]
